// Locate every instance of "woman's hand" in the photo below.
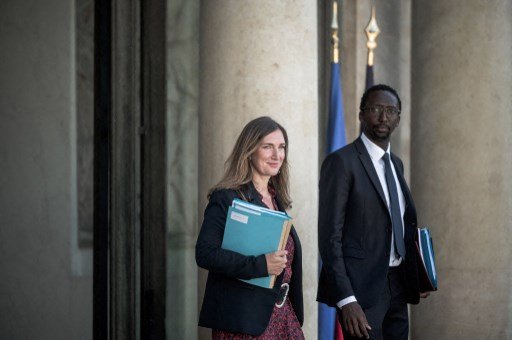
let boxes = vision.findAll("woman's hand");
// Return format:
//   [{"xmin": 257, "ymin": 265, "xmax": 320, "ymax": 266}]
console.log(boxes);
[{"xmin": 265, "ymin": 250, "xmax": 288, "ymax": 276}]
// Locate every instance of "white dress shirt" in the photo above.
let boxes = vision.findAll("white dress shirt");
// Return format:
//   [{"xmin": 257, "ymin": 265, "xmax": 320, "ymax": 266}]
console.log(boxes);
[{"xmin": 337, "ymin": 133, "xmax": 406, "ymax": 309}]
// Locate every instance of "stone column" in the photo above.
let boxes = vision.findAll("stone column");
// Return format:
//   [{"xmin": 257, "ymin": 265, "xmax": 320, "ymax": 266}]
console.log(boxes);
[
  {"xmin": 337, "ymin": 0, "xmax": 411, "ymax": 178},
  {"xmin": 410, "ymin": 1, "xmax": 512, "ymax": 338},
  {"xmin": 198, "ymin": 1, "xmax": 318, "ymax": 338},
  {"xmin": 373, "ymin": 0, "xmax": 411, "ymax": 179},
  {"xmin": 166, "ymin": 0, "xmax": 200, "ymax": 339}
]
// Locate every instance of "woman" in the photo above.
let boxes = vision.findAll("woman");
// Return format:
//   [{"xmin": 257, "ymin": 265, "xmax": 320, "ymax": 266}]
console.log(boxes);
[{"xmin": 196, "ymin": 116, "xmax": 304, "ymax": 339}]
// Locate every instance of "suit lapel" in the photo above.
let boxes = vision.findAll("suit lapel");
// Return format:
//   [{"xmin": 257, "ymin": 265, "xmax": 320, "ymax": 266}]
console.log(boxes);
[
  {"xmin": 242, "ymin": 182, "xmax": 264, "ymax": 206},
  {"xmin": 354, "ymin": 138, "xmax": 388, "ymax": 208}
]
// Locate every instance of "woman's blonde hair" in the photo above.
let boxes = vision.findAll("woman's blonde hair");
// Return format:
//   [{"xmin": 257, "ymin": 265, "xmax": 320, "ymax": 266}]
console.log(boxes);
[{"xmin": 209, "ymin": 116, "xmax": 291, "ymax": 209}]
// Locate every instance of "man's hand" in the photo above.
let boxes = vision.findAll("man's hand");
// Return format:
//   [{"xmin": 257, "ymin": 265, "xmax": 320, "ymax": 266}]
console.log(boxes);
[
  {"xmin": 420, "ymin": 292, "xmax": 430, "ymax": 298},
  {"xmin": 265, "ymin": 250, "xmax": 287, "ymax": 276},
  {"xmin": 339, "ymin": 302, "xmax": 371, "ymax": 339}
]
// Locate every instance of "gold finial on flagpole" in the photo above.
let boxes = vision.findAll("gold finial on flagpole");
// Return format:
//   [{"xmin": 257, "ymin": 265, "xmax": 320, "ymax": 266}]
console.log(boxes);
[
  {"xmin": 331, "ymin": 1, "xmax": 339, "ymax": 63},
  {"xmin": 364, "ymin": 6, "xmax": 380, "ymax": 66}
]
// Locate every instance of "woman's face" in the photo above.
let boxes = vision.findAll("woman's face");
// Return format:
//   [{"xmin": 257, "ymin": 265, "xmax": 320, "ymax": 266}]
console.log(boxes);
[{"xmin": 251, "ymin": 129, "xmax": 286, "ymax": 179}]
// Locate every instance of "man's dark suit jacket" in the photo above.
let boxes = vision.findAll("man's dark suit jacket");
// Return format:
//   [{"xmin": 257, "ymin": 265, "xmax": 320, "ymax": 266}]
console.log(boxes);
[
  {"xmin": 196, "ymin": 183, "xmax": 303, "ymax": 336},
  {"xmin": 317, "ymin": 137, "xmax": 420, "ymax": 310}
]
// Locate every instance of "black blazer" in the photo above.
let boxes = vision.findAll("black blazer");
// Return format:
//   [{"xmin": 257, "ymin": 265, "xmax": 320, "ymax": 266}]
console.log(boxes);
[
  {"xmin": 196, "ymin": 183, "xmax": 303, "ymax": 336},
  {"xmin": 317, "ymin": 137, "xmax": 420, "ymax": 309}
]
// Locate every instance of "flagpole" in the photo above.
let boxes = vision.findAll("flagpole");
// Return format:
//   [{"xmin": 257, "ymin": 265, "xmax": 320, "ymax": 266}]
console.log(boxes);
[
  {"xmin": 364, "ymin": 6, "xmax": 380, "ymax": 67},
  {"xmin": 364, "ymin": 6, "xmax": 380, "ymax": 91},
  {"xmin": 331, "ymin": 1, "xmax": 339, "ymax": 63},
  {"xmin": 319, "ymin": 2, "xmax": 346, "ymax": 339}
]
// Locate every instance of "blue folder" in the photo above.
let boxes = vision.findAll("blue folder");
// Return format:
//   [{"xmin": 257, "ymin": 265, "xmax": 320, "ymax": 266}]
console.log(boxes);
[
  {"xmin": 415, "ymin": 227, "xmax": 438, "ymax": 291},
  {"xmin": 221, "ymin": 200, "xmax": 292, "ymax": 288}
]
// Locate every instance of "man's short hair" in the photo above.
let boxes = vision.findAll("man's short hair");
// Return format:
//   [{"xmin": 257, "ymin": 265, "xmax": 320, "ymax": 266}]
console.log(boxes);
[{"xmin": 359, "ymin": 84, "xmax": 402, "ymax": 112}]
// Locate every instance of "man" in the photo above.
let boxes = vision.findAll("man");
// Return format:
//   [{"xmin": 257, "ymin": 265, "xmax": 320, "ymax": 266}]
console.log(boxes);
[{"xmin": 317, "ymin": 84, "xmax": 428, "ymax": 339}]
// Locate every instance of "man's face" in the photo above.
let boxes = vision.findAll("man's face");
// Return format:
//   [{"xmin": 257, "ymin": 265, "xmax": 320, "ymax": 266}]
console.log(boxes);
[{"xmin": 359, "ymin": 90, "xmax": 400, "ymax": 145}]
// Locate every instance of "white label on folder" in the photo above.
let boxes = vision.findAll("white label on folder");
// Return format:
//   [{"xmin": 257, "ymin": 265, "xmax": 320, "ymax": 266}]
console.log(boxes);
[
  {"xmin": 235, "ymin": 206, "xmax": 261, "ymax": 215},
  {"xmin": 231, "ymin": 211, "xmax": 249, "ymax": 224}
]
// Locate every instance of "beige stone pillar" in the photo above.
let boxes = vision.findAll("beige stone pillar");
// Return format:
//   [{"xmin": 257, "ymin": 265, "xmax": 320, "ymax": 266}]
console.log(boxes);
[
  {"xmin": 166, "ymin": 0, "xmax": 200, "ymax": 339},
  {"xmin": 336, "ymin": 0, "xmax": 411, "ymax": 178},
  {"xmin": 410, "ymin": 1, "xmax": 512, "ymax": 338},
  {"xmin": 198, "ymin": 1, "xmax": 318, "ymax": 338}
]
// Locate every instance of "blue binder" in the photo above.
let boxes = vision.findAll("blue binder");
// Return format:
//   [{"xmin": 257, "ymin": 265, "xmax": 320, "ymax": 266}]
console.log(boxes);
[{"xmin": 221, "ymin": 199, "xmax": 292, "ymax": 288}]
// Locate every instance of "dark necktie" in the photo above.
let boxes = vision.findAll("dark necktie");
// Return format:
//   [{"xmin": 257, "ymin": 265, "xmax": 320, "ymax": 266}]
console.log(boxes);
[{"xmin": 382, "ymin": 153, "xmax": 406, "ymax": 259}]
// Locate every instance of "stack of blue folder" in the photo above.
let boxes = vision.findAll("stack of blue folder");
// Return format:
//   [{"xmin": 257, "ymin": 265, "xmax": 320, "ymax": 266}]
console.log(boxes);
[{"xmin": 221, "ymin": 199, "xmax": 293, "ymax": 288}]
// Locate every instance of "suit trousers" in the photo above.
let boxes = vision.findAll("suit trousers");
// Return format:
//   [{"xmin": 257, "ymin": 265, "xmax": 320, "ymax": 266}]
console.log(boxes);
[{"xmin": 341, "ymin": 265, "xmax": 409, "ymax": 340}]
